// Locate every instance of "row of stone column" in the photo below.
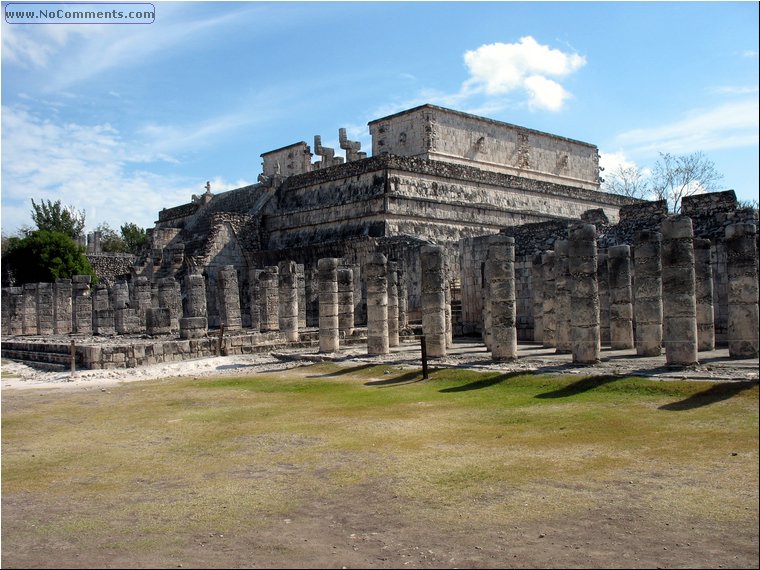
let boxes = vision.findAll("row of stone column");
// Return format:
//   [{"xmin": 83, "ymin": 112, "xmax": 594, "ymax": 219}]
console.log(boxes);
[
  {"xmin": 2, "ymin": 275, "xmax": 183, "ymax": 337},
  {"xmin": 527, "ymin": 219, "xmax": 758, "ymax": 363}
]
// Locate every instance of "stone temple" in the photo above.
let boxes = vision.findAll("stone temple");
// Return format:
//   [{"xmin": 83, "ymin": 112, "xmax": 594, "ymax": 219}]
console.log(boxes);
[
  {"xmin": 3, "ymin": 104, "xmax": 758, "ymax": 370},
  {"xmin": 139, "ymin": 104, "xmax": 631, "ymax": 326}
]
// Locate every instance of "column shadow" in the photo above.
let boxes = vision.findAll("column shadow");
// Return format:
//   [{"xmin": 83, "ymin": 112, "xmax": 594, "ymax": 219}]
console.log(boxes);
[
  {"xmin": 534, "ymin": 375, "xmax": 623, "ymax": 399},
  {"xmin": 438, "ymin": 371, "xmax": 526, "ymax": 393},
  {"xmin": 659, "ymin": 381, "xmax": 758, "ymax": 411}
]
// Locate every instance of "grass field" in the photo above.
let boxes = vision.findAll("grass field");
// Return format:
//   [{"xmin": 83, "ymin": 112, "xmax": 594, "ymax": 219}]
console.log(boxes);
[{"xmin": 2, "ymin": 364, "xmax": 758, "ymax": 568}]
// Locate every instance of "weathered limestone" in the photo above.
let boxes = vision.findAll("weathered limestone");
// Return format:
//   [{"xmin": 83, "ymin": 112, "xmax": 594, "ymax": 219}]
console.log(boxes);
[
  {"xmin": 296, "ymin": 264, "xmax": 306, "ymax": 329},
  {"xmin": 72, "ymin": 276, "xmax": 92, "ymax": 334},
  {"xmin": 258, "ymin": 266, "xmax": 280, "ymax": 332},
  {"xmin": 607, "ymin": 245, "xmax": 634, "ymax": 350},
  {"xmin": 278, "ymin": 260, "xmax": 299, "ymax": 342},
  {"xmin": 661, "ymin": 216, "xmax": 698, "ymax": 366},
  {"xmin": 180, "ymin": 273, "xmax": 208, "ymax": 339},
  {"xmin": 725, "ymin": 223, "xmax": 759, "ymax": 357},
  {"xmin": 398, "ymin": 266, "xmax": 409, "ymax": 333},
  {"xmin": 131, "ymin": 276, "xmax": 152, "ymax": 331},
  {"xmin": 569, "ymin": 224, "xmax": 600, "ymax": 364},
  {"xmin": 597, "ymin": 249, "xmax": 611, "ymax": 346},
  {"xmin": 387, "ymin": 261, "xmax": 400, "ymax": 347},
  {"xmin": 337, "ymin": 267, "xmax": 355, "ymax": 337},
  {"xmin": 22, "ymin": 283, "xmax": 39, "ymax": 335},
  {"xmin": 92, "ymin": 283, "xmax": 115, "ymax": 335},
  {"xmin": 35, "ymin": 282, "xmax": 54, "ymax": 335},
  {"xmin": 531, "ymin": 254, "xmax": 543, "ymax": 343},
  {"xmin": 366, "ymin": 253, "xmax": 390, "ymax": 355},
  {"xmin": 3, "ymin": 287, "xmax": 24, "ymax": 335},
  {"xmin": 693, "ymin": 238, "xmax": 715, "ymax": 351},
  {"xmin": 421, "ymin": 245, "xmax": 447, "ymax": 357},
  {"xmin": 217, "ymin": 265, "xmax": 242, "ymax": 330},
  {"xmin": 318, "ymin": 258, "xmax": 340, "ymax": 353},
  {"xmin": 481, "ymin": 255, "xmax": 493, "ymax": 351},
  {"xmin": 541, "ymin": 251, "xmax": 556, "ymax": 348},
  {"xmin": 146, "ymin": 307, "xmax": 171, "ymax": 335},
  {"xmin": 486, "ymin": 236, "xmax": 517, "ymax": 361},
  {"xmin": 554, "ymin": 240, "xmax": 572, "ymax": 354},
  {"xmin": 157, "ymin": 277, "xmax": 182, "ymax": 332},
  {"xmin": 111, "ymin": 279, "xmax": 130, "ymax": 310},
  {"xmin": 634, "ymin": 230, "xmax": 663, "ymax": 357}
]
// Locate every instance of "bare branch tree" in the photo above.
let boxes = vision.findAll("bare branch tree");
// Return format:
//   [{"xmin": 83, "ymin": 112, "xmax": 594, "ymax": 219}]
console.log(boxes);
[
  {"xmin": 602, "ymin": 164, "xmax": 651, "ymax": 200},
  {"xmin": 650, "ymin": 152, "xmax": 724, "ymax": 213}
]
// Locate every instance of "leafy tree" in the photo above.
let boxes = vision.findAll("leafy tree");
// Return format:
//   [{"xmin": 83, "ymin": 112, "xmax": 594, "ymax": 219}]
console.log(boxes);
[
  {"xmin": 95, "ymin": 222, "xmax": 128, "ymax": 253},
  {"xmin": 1, "ymin": 230, "xmax": 96, "ymax": 285},
  {"xmin": 30, "ymin": 198, "xmax": 86, "ymax": 240},
  {"xmin": 120, "ymin": 222, "xmax": 148, "ymax": 254}
]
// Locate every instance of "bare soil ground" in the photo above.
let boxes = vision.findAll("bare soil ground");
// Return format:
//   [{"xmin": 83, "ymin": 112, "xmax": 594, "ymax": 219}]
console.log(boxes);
[{"xmin": 2, "ymin": 341, "xmax": 758, "ymax": 569}]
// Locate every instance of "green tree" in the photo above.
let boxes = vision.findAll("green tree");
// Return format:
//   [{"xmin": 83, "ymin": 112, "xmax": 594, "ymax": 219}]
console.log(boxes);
[
  {"xmin": 120, "ymin": 222, "xmax": 148, "ymax": 254},
  {"xmin": 30, "ymin": 198, "xmax": 86, "ymax": 240},
  {"xmin": 1, "ymin": 230, "xmax": 96, "ymax": 285},
  {"xmin": 95, "ymin": 222, "xmax": 128, "ymax": 253}
]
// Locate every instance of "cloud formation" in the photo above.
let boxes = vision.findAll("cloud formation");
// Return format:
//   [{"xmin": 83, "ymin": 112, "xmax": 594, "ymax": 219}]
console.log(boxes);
[
  {"xmin": 0, "ymin": 106, "xmax": 250, "ymax": 235},
  {"xmin": 462, "ymin": 37, "xmax": 587, "ymax": 111}
]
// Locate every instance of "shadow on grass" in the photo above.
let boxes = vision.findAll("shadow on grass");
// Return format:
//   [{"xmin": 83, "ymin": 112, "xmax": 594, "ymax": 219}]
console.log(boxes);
[
  {"xmin": 438, "ymin": 371, "xmax": 526, "ymax": 393},
  {"xmin": 307, "ymin": 363, "xmax": 378, "ymax": 378},
  {"xmin": 659, "ymin": 381, "xmax": 758, "ymax": 411},
  {"xmin": 534, "ymin": 375, "xmax": 623, "ymax": 399},
  {"xmin": 364, "ymin": 370, "xmax": 426, "ymax": 387}
]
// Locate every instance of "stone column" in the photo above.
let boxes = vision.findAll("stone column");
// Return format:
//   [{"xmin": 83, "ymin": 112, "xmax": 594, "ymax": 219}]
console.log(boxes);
[
  {"xmin": 111, "ymin": 279, "xmax": 130, "ymax": 310},
  {"xmin": 531, "ymin": 254, "xmax": 544, "ymax": 343},
  {"xmin": 634, "ymin": 230, "xmax": 663, "ymax": 357},
  {"xmin": 92, "ymin": 283, "xmax": 115, "ymax": 335},
  {"xmin": 158, "ymin": 277, "xmax": 182, "ymax": 333},
  {"xmin": 693, "ymin": 238, "xmax": 715, "ymax": 352},
  {"xmin": 661, "ymin": 216, "xmax": 698, "ymax": 366},
  {"xmin": 278, "ymin": 260, "xmax": 299, "ymax": 342},
  {"xmin": 366, "ymin": 253, "xmax": 389, "ymax": 355},
  {"xmin": 542, "ymin": 251, "xmax": 556, "ymax": 348},
  {"xmin": 22, "ymin": 283, "xmax": 39, "ymax": 335},
  {"xmin": 338, "ymin": 267, "xmax": 355, "ymax": 337},
  {"xmin": 554, "ymin": 240, "xmax": 572, "ymax": 354},
  {"xmin": 35, "ymin": 282, "xmax": 54, "ymax": 335},
  {"xmin": 398, "ymin": 266, "xmax": 409, "ymax": 333},
  {"xmin": 481, "ymin": 257, "xmax": 493, "ymax": 350},
  {"xmin": 248, "ymin": 269, "xmax": 261, "ymax": 332},
  {"xmin": 258, "ymin": 266, "xmax": 279, "ymax": 332},
  {"xmin": 387, "ymin": 261, "xmax": 400, "ymax": 347},
  {"xmin": 318, "ymin": 258, "xmax": 340, "ymax": 353},
  {"xmin": 72, "ymin": 276, "xmax": 92, "ymax": 335},
  {"xmin": 487, "ymin": 236, "xmax": 517, "ymax": 361},
  {"xmin": 131, "ymin": 276, "xmax": 151, "ymax": 332},
  {"xmin": 569, "ymin": 224, "xmax": 600, "ymax": 364},
  {"xmin": 180, "ymin": 273, "xmax": 208, "ymax": 339},
  {"xmin": 3, "ymin": 287, "xmax": 24, "ymax": 335},
  {"xmin": 217, "ymin": 265, "xmax": 242, "ymax": 331},
  {"xmin": 445, "ymin": 278, "xmax": 453, "ymax": 349},
  {"xmin": 421, "ymin": 245, "xmax": 447, "ymax": 357},
  {"xmin": 725, "ymin": 223, "xmax": 759, "ymax": 358},
  {"xmin": 146, "ymin": 307, "xmax": 171, "ymax": 335},
  {"xmin": 597, "ymin": 249, "xmax": 611, "ymax": 346},
  {"xmin": 608, "ymin": 245, "xmax": 634, "ymax": 350},
  {"xmin": 296, "ymin": 264, "xmax": 307, "ymax": 329}
]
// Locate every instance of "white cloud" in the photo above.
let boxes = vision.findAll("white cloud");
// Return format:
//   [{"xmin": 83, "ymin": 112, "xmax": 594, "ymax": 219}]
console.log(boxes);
[
  {"xmin": 0, "ymin": 106, "xmax": 251, "ymax": 236},
  {"xmin": 616, "ymin": 100, "xmax": 759, "ymax": 155},
  {"xmin": 462, "ymin": 37, "xmax": 586, "ymax": 111}
]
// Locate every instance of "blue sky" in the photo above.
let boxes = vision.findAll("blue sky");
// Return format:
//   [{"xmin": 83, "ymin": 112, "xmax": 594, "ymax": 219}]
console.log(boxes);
[{"xmin": 1, "ymin": 1, "xmax": 758, "ymax": 236}]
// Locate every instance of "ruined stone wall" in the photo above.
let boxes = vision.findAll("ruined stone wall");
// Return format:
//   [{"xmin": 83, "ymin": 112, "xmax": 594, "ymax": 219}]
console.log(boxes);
[
  {"xmin": 86, "ymin": 253, "xmax": 136, "ymax": 284},
  {"xmin": 368, "ymin": 105, "xmax": 600, "ymax": 190}
]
